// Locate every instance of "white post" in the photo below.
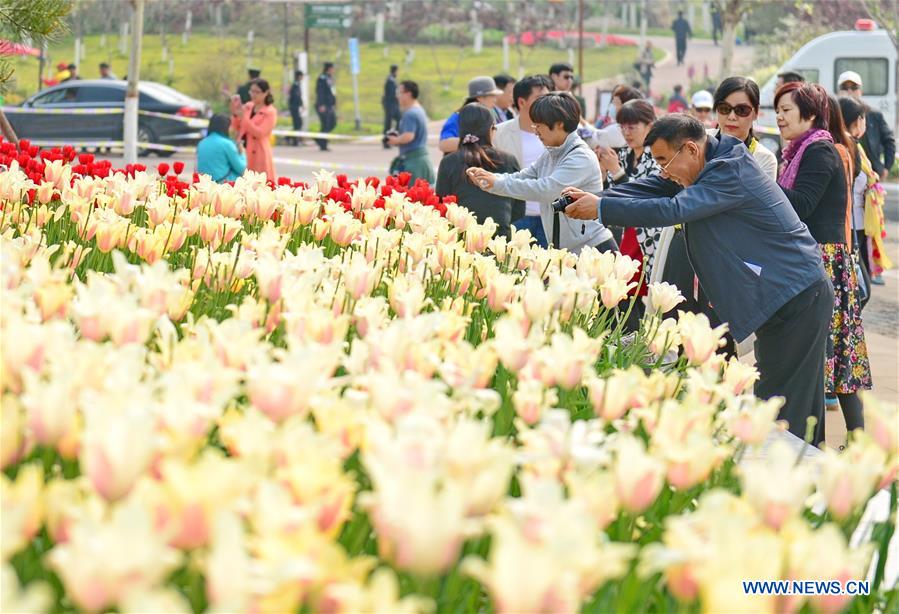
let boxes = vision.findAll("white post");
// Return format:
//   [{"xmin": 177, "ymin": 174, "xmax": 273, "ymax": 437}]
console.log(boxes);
[
  {"xmin": 119, "ymin": 21, "xmax": 129, "ymax": 56},
  {"xmin": 474, "ymin": 29, "xmax": 483, "ymax": 54},
  {"xmin": 74, "ymin": 37, "xmax": 82, "ymax": 70},
  {"xmin": 124, "ymin": 0, "xmax": 144, "ymax": 165},
  {"xmin": 639, "ymin": 0, "xmax": 648, "ymax": 48},
  {"xmin": 100, "ymin": 33, "xmax": 106, "ymax": 48},
  {"xmin": 375, "ymin": 12, "xmax": 385, "ymax": 44},
  {"xmin": 297, "ymin": 51, "xmax": 309, "ymax": 124},
  {"xmin": 567, "ymin": 47, "xmax": 575, "ymax": 66},
  {"xmin": 688, "ymin": 4, "xmax": 696, "ymax": 29},
  {"xmin": 702, "ymin": 3, "xmax": 711, "ymax": 33},
  {"xmin": 161, "ymin": 45, "xmax": 167, "ymax": 61},
  {"xmin": 183, "ymin": 10, "xmax": 192, "ymax": 45},
  {"xmin": 628, "ymin": 2, "xmax": 637, "ymax": 29},
  {"xmin": 502, "ymin": 37, "xmax": 509, "ymax": 71},
  {"xmin": 247, "ymin": 30, "xmax": 254, "ymax": 68}
]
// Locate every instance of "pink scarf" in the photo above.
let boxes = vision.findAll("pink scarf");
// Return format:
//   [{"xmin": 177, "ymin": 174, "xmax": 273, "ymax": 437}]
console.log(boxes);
[{"xmin": 778, "ymin": 128, "xmax": 833, "ymax": 190}]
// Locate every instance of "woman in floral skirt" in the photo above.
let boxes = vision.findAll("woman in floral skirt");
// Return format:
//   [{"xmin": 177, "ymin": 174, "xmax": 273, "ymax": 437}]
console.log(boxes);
[{"xmin": 775, "ymin": 82, "xmax": 872, "ymax": 440}]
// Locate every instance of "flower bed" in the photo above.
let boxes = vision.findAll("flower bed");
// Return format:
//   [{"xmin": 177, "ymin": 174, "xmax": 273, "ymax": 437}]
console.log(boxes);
[{"xmin": 1, "ymin": 140, "xmax": 897, "ymax": 613}]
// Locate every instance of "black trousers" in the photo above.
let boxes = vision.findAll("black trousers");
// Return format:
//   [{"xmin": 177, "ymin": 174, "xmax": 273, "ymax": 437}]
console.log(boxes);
[
  {"xmin": 316, "ymin": 107, "xmax": 336, "ymax": 150},
  {"xmin": 676, "ymin": 40, "xmax": 687, "ymax": 64},
  {"xmin": 289, "ymin": 107, "xmax": 303, "ymax": 145},
  {"xmin": 754, "ymin": 278, "xmax": 834, "ymax": 446},
  {"xmin": 383, "ymin": 104, "xmax": 400, "ymax": 134}
]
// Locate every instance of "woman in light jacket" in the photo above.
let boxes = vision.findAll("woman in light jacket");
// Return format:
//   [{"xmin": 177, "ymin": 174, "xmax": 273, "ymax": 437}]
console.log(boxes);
[{"xmin": 230, "ymin": 78, "xmax": 277, "ymax": 180}]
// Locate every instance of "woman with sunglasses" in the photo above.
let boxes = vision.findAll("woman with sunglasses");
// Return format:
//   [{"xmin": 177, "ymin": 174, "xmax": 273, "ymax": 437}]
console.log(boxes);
[{"xmin": 712, "ymin": 77, "xmax": 778, "ymax": 181}]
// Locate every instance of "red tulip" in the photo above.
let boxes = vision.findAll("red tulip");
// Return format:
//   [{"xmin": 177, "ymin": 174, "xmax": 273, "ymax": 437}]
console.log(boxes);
[
  {"xmin": 156, "ymin": 163, "xmax": 170, "ymax": 176},
  {"xmin": 173, "ymin": 161, "xmax": 185, "ymax": 175}
]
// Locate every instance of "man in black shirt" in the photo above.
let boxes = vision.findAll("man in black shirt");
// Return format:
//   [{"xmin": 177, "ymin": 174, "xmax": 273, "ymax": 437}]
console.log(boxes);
[
  {"xmin": 237, "ymin": 68, "xmax": 261, "ymax": 104},
  {"xmin": 671, "ymin": 11, "xmax": 692, "ymax": 66},
  {"xmin": 288, "ymin": 70, "xmax": 305, "ymax": 146},
  {"xmin": 382, "ymin": 65, "xmax": 400, "ymax": 149},
  {"xmin": 315, "ymin": 62, "xmax": 337, "ymax": 152},
  {"xmin": 838, "ymin": 70, "xmax": 896, "ymax": 180}
]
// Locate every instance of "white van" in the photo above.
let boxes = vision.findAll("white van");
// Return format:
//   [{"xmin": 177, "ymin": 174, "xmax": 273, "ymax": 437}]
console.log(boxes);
[{"xmin": 755, "ymin": 19, "xmax": 896, "ymax": 155}]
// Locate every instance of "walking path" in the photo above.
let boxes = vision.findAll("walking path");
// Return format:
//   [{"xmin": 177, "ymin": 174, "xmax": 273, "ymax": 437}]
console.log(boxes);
[{"xmin": 580, "ymin": 34, "xmax": 756, "ymax": 118}]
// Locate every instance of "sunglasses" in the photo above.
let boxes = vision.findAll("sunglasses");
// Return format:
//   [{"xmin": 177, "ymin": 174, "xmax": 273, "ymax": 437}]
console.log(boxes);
[
  {"xmin": 845, "ymin": 83, "xmax": 861, "ymax": 91},
  {"xmin": 693, "ymin": 107, "xmax": 712, "ymax": 113},
  {"xmin": 715, "ymin": 102, "xmax": 754, "ymax": 118}
]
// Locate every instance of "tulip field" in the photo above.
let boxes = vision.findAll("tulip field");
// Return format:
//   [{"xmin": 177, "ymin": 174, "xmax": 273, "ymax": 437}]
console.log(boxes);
[{"xmin": 1, "ymin": 138, "xmax": 897, "ymax": 613}]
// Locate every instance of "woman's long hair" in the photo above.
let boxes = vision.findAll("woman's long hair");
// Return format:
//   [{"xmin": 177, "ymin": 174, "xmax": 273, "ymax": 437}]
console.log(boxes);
[
  {"xmin": 826, "ymin": 93, "xmax": 856, "ymax": 175},
  {"xmin": 458, "ymin": 103, "xmax": 499, "ymax": 183}
]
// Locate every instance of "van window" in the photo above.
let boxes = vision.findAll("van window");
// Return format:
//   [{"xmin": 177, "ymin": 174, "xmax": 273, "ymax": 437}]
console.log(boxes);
[
  {"xmin": 795, "ymin": 69, "xmax": 819, "ymax": 84},
  {"xmin": 834, "ymin": 58, "xmax": 888, "ymax": 95}
]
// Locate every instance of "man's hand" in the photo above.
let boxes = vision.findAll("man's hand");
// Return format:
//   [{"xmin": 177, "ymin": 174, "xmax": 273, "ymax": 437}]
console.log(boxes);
[
  {"xmin": 386, "ymin": 135, "xmax": 400, "ymax": 146},
  {"xmin": 466, "ymin": 168, "xmax": 497, "ymax": 190},
  {"xmin": 561, "ymin": 187, "xmax": 600, "ymax": 220},
  {"xmin": 318, "ymin": 105, "xmax": 326, "ymax": 113}
]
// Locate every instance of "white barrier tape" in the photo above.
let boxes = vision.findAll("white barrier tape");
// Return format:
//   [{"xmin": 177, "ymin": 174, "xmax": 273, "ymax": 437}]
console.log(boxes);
[
  {"xmin": 3, "ymin": 106, "xmax": 438, "ymax": 143},
  {"xmin": 24, "ymin": 139, "xmax": 197, "ymax": 153},
  {"xmin": 2, "ymin": 106, "xmax": 124, "ymax": 115}
]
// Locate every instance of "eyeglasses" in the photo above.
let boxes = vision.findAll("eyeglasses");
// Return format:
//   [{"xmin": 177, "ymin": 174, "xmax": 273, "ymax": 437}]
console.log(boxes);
[
  {"xmin": 659, "ymin": 145, "xmax": 685, "ymax": 175},
  {"xmin": 693, "ymin": 107, "xmax": 712, "ymax": 114},
  {"xmin": 715, "ymin": 102, "xmax": 754, "ymax": 118},
  {"xmin": 619, "ymin": 123, "xmax": 645, "ymax": 132},
  {"xmin": 845, "ymin": 83, "xmax": 861, "ymax": 91}
]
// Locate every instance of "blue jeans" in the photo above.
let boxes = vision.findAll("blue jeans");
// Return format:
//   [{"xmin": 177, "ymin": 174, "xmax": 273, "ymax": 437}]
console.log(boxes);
[{"xmin": 511, "ymin": 215, "xmax": 547, "ymax": 248}]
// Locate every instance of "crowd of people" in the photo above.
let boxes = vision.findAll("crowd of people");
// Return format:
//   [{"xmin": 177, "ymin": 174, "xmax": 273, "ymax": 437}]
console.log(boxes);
[{"xmin": 428, "ymin": 64, "xmax": 892, "ymax": 450}]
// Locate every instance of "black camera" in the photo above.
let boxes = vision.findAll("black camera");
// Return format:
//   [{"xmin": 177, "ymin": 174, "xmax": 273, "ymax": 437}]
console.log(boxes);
[
  {"xmin": 385, "ymin": 129, "xmax": 399, "ymax": 137},
  {"xmin": 551, "ymin": 193, "xmax": 574, "ymax": 213}
]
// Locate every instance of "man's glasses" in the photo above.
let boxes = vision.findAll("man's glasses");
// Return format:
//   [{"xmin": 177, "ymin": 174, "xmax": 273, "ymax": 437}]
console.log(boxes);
[
  {"xmin": 845, "ymin": 83, "xmax": 861, "ymax": 91},
  {"xmin": 659, "ymin": 145, "xmax": 685, "ymax": 175},
  {"xmin": 715, "ymin": 102, "xmax": 754, "ymax": 118},
  {"xmin": 693, "ymin": 107, "xmax": 712, "ymax": 114}
]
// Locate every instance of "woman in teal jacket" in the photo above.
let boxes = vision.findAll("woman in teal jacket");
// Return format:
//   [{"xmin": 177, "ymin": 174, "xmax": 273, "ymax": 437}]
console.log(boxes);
[{"xmin": 197, "ymin": 114, "xmax": 247, "ymax": 183}]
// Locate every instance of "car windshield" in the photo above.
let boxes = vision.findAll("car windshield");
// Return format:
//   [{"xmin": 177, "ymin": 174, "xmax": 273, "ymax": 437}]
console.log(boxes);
[{"xmin": 139, "ymin": 82, "xmax": 195, "ymax": 104}]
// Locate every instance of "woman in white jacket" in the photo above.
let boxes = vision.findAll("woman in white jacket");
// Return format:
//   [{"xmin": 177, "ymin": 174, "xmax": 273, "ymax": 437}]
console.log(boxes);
[{"xmin": 468, "ymin": 92, "xmax": 617, "ymax": 254}]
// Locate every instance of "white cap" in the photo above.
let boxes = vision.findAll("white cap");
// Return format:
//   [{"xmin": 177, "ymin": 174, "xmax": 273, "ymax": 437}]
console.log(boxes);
[
  {"xmin": 837, "ymin": 70, "xmax": 863, "ymax": 87},
  {"xmin": 691, "ymin": 90, "xmax": 714, "ymax": 110}
]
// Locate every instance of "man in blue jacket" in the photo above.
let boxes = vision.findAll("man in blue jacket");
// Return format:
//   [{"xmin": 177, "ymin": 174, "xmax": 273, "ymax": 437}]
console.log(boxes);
[{"xmin": 563, "ymin": 114, "xmax": 832, "ymax": 445}]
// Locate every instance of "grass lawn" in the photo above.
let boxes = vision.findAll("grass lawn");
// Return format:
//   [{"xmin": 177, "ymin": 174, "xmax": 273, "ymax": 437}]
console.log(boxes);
[{"xmin": 8, "ymin": 30, "xmax": 643, "ymax": 133}]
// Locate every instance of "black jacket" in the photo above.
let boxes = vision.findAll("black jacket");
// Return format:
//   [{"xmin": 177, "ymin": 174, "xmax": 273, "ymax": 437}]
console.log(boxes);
[
  {"xmin": 315, "ymin": 73, "xmax": 336, "ymax": 109},
  {"xmin": 436, "ymin": 149, "xmax": 524, "ymax": 239},
  {"xmin": 288, "ymin": 81, "xmax": 303, "ymax": 111},
  {"xmin": 860, "ymin": 108, "xmax": 896, "ymax": 176},
  {"xmin": 382, "ymin": 75, "xmax": 398, "ymax": 109},
  {"xmin": 599, "ymin": 135, "xmax": 826, "ymax": 342},
  {"xmin": 779, "ymin": 140, "xmax": 848, "ymax": 245},
  {"xmin": 672, "ymin": 17, "xmax": 692, "ymax": 42}
]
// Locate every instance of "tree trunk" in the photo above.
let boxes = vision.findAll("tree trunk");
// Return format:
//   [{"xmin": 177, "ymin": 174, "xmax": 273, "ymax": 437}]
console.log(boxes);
[
  {"xmin": 0, "ymin": 110, "xmax": 19, "ymax": 146},
  {"xmin": 719, "ymin": 21, "xmax": 737, "ymax": 79}
]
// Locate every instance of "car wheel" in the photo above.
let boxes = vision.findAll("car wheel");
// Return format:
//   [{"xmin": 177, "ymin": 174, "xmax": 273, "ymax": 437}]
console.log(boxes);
[{"xmin": 137, "ymin": 125, "xmax": 156, "ymax": 157}]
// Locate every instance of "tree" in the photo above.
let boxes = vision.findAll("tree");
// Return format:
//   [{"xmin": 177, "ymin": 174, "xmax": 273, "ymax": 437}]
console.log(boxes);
[
  {"xmin": 0, "ymin": 0, "xmax": 72, "ymax": 143},
  {"xmin": 857, "ymin": 0, "xmax": 898, "ymax": 49},
  {"xmin": 712, "ymin": 0, "xmax": 766, "ymax": 79}
]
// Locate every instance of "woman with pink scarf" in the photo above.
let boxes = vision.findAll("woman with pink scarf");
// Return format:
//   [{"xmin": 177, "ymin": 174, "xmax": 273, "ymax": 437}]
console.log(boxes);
[{"xmin": 775, "ymin": 82, "xmax": 872, "ymax": 441}]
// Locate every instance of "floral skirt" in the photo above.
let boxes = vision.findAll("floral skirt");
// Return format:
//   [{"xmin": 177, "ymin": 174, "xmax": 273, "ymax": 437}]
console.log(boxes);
[{"xmin": 820, "ymin": 243, "xmax": 872, "ymax": 394}]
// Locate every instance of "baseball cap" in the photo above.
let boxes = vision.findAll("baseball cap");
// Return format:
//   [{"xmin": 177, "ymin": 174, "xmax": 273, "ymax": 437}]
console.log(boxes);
[
  {"xmin": 691, "ymin": 90, "xmax": 714, "ymax": 110},
  {"xmin": 837, "ymin": 70, "xmax": 863, "ymax": 87},
  {"xmin": 468, "ymin": 76, "xmax": 503, "ymax": 98}
]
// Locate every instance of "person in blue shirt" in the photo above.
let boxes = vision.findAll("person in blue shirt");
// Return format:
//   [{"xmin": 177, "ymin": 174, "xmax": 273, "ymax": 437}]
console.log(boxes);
[
  {"xmin": 438, "ymin": 76, "xmax": 503, "ymax": 155},
  {"xmin": 197, "ymin": 114, "xmax": 247, "ymax": 183}
]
